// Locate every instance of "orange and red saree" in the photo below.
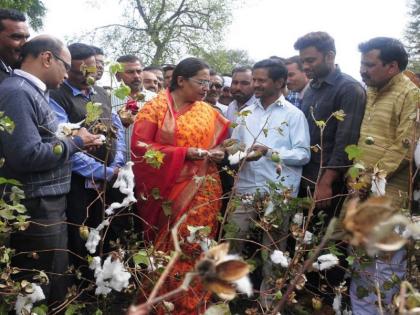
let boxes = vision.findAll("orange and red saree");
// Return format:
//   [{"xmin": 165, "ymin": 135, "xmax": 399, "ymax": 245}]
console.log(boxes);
[{"xmin": 131, "ymin": 90, "xmax": 229, "ymax": 314}]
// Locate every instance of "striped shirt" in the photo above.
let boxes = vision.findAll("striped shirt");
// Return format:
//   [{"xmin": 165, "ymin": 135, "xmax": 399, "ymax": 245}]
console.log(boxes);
[{"xmin": 357, "ymin": 72, "xmax": 419, "ymax": 199}]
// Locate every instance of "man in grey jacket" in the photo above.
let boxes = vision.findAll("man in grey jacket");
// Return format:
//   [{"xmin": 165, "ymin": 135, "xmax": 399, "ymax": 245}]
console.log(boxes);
[{"xmin": 0, "ymin": 35, "xmax": 101, "ymax": 303}]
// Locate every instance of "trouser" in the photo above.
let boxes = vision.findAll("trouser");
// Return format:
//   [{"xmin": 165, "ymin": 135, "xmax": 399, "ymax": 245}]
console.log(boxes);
[
  {"xmin": 227, "ymin": 197, "xmax": 289, "ymax": 309},
  {"xmin": 11, "ymin": 195, "xmax": 70, "ymax": 304},
  {"xmin": 66, "ymin": 174, "xmax": 128, "ymax": 275},
  {"xmin": 350, "ymin": 248, "xmax": 406, "ymax": 315}
]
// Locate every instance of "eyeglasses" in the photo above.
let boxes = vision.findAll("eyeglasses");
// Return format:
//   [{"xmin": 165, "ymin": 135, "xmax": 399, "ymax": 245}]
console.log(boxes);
[
  {"xmin": 189, "ymin": 78, "xmax": 211, "ymax": 88},
  {"xmin": 210, "ymin": 83, "xmax": 223, "ymax": 89},
  {"xmin": 51, "ymin": 52, "xmax": 71, "ymax": 72}
]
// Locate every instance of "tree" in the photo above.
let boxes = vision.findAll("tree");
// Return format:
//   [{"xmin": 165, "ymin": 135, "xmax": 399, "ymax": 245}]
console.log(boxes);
[
  {"xmin": 405, "ymin": 0, "xmax": 420, "ymax": 72},
  {"xmin": 0, "ymin": 0, "xmax": 46, "ymax": 31},
  {"xmin": 191, "ymin": 47, "xmax": 254, "ymax": 75},
  {"xmin": 88, "ymin": 0, "xmax": 237, "ymax": 65}
]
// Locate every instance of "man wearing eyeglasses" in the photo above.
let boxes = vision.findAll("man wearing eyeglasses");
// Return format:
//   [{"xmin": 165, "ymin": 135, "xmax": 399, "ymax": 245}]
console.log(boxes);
[
  {"xmin": 0, "ymin": 35, "xmax": 102, "ymax": 303},
  {"xmin": 0, "ymin": 8, "xmax": 30, "ymax": 83},
  {"xmin": 205, "ymin": 70, "xmax": 228, "ymax": 115}
]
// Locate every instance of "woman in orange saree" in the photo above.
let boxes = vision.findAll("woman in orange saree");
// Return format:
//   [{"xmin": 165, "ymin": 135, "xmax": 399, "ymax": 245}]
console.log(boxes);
[{"xmin": 131, "ymin": 58, "xmax": 230, "ymax": 314}]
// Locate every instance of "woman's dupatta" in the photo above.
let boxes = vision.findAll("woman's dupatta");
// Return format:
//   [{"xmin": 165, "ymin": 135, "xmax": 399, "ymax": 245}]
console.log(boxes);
[{"xmin": 131, "ymin": 90, "xmax": 229, "ymax": 241}]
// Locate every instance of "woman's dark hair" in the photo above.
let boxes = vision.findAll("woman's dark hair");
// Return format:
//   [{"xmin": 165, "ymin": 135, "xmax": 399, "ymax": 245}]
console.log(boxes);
[{"xmin": 169, "ymin": 57, "xmax": 209, "ymax": 91}]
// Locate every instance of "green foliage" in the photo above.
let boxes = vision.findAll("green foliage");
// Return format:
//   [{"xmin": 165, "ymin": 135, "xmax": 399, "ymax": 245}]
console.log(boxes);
[
  {"xmin": 113, "ymin": 82, "xmax": 131, "ymax": 100},
  {"xmin": 65, "ymin": 303, "xmax": 86, "ymax": 315},
  {"xmin": 191, "ymin": 48, "xmax": 254, "ymax": 74},
  {"xmin": 109, "ymin": 62, "xmax": 125, "ymax": 75},
  {"xmin": 32, "ymin": 304, "xmax": 48, "ymax": 315},
  {"xmin": 143, "ymin": 148, "xmax": 165, "ymax": 169},
  {"xmin": 0, "ymin": 112, "xmax": 15, "ymax": 134},
  {"xmin": 85, "ymin": 102, "xmax": 103, "ymax": 125},
  {"xmin": 133, "ymin": 250, "xmax": 150, "ymax": 266},
  {"xmin": 0, "ymin": 0, "xmax": 46, "ymax": 31},
  {"xmin": 347, "ymin": 162, "xmax": 365, "ymax": 179},
  {"xmin": 405, "ymin": 0, "xmax": 420, "ymax": 72},
  {"xmin": 345, "ymin": 144, "xmax": 363, "ymax": 160}
]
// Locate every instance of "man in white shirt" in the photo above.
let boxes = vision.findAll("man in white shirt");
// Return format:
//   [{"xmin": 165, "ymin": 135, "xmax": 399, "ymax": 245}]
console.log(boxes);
[{"xmin": 230, "ymin": 58, "xmax": 310, "ymax": 309}]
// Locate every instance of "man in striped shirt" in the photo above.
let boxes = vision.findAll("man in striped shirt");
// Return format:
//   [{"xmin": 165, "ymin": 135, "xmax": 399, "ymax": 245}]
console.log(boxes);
[{"xmin": 350, "ymin": 37, "xmax": 419, "ymax": 315}]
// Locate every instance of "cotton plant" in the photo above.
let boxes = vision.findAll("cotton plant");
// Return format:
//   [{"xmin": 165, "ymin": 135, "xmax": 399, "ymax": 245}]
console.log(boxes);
[
  {"xmin": 186, "ymin": 225, "xmax": 215, "ymax": 252},
  {"xmin": 105, "ymin": 161, "xmax": 137, "ymax": 216},
  {"xmin": 15, "ymin": 283, "xmax": 45, "ymax": 315},
  {"xmin": 85, "ymin": 219, "xmax": 110, "ymax": 254},
  {"xmin": 89, "ymin": 253, "xmax": 131, "ymax": 296}
]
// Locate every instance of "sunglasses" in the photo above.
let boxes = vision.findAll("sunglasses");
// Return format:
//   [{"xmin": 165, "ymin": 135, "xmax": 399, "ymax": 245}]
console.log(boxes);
[{"xmin": 210, "ymin": 83, "xmax": 223, "ymax": 89}]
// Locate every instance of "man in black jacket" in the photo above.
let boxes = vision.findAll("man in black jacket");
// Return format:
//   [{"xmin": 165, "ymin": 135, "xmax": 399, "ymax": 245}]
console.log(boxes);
[{"xmin": 0, "ymin": 8, "xmax": 29, "ymax": 83}]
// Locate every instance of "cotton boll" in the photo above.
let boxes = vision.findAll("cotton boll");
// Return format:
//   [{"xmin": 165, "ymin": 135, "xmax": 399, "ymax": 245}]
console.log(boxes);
[
  {"xmin": 312, "ymin": 254, "xmax": 339, "ymax": 271},
  {"xmin": 270, "ymin": 250, "xmax": 289, "ymax": 268},
  {"xmin": 85, "ymin": 229, "xmax": 101, "ymax": 254},
  {"xmin": 15, "ymin": 283, "xmax": 45, "ymax": 315},
  {"xmin": 303, "ymin": 231, "xmax": 313, "ymax": 244},
  {"xmin": 293, "ymin": 213, "xmax": 304, "ymax": 225},
  {"xmin": 228, "ymin": 151, "xmax": 246, "ymax": 165},
  {"xmin": 55, "ymin": 122, "xmax": 82, "ymax": 140},
  {"xmin": 233, "ymin": 276, "xmax": 253, "ymax": 297},
  {"xmin": 264, "ymin": 201, "xmax": 275, "ymax": 216},
  {"xmin": 371, "ymin": 176, "xmax": 387, "ymax": 196}
]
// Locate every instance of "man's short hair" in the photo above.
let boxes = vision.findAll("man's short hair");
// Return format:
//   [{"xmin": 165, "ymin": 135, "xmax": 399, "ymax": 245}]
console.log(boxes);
[
  {"xmin": 162, "ymin": 64, "xmax": 175, "ymax": 72},
  {"xmin": 68, "ymin": 43, "xmax": 95, "ymax": 60},
  {"xmin": 209, "ymin": 70, "xmax": 224, "ymax": 84},
  {"xmin": 91, "ymin": 45, "xmax": 104, "ymax": 56},
  {"xmin": 116, "ymin": 54, "xmax": 141, "ymax": 64},
  {"xmin": 231, "ymin": 66, "xmax": 253, "ymax": 76},
  {"xmin": 358, "ymin": 37, "xmax": 409, "ymax": 71},
  {"xmin": 21, "ymin": 36, "xmax": 63, "ymax": 61},
  {"xmin": 269, "ymin": 56, "xmax": 286, "ymax": 63},
  {"xmin": 144, "ymin": 65, "xmax": 162, "ymax": 72},
  {"xmin": 285, "ymin": 56, "xmax": 304, "ymax": 71},
  {"xmin": 0, "ymin": 9, "xmax": 26, "ymax": 32},
  {"xmin": 253, "ymin": 59, "xmax": 288, "ymax": 84},
  {"xmin": 294, "ymin": 32, "xmax": 336, "ymax": 54}
]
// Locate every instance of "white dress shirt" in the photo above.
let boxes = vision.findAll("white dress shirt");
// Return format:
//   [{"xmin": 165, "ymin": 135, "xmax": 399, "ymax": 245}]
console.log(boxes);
[{"xmin": 231, "ymin": 95, "xmax": 310, "ymax": 196}]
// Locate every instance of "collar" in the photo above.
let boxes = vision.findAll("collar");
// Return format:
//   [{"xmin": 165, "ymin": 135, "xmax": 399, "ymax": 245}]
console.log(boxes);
[
  {"xmin": 255, "ymin": 94, "xmax": 286, "ymax": 110},
  {"xmin": 299, "ymin": 82, "xmax": 310, "ymax": 99},
  {"xmin": 64, "ymin": 80, "xmax": 95, "ymax": 97},
  {"xmin": 371, "ymin": 72, "xmax": 406, "ymax": 94},
  {"xmin": 310, "ymin": 65, "xmax": 341, "ymax": 89},
  {"xmin": 14, "ymin": 69, "xmax": 47, "ymax": 93}
]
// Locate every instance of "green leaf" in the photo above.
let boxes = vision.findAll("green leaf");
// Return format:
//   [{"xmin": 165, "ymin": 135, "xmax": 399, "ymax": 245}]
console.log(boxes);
[
  {"xmin": 274, "ymin": 290, "xmax": 283, "ymax": 300},
  {"xmin": 133, "ymin": 250, "xmax": 150, "ymax": 266},
  {"xmin": 204, "ymin": 303, "xmax": 231, "ymax": 315},
  {"xmin": 85, "ymin": 102, "xmax": 103, "ymax": 125},
  {"xmin": 238, "ymin": 110, "xmax": 252, "ymax": 117},
  {"xmin": 0, "ymin": 177, "xmax": 21, "ymax": 186},
  {"xmin": 315, "ymin": 120, "xmax": 326, "ymax": 128},
  {"xmin": 32, "ymin": 305, "xmax": 48, "ymax": 315},
  {"xmin": 0, "ymin": 209, "xmax": 15, "ymax": 220},
  {"xmin": 230, "ymin": 122, "xmax": 238, "ymax": 129},
  {"xmin": 113, "ymin": 82, "xmax": 131, "ymax": 100},
  {"xmin": 143, "ymin": 149, "xmax": 165, "ymax": 169},
  {"xmin": 108, "ymin": 62, "xmax": 125, "ymax": 75},
  {"xmin": 94, "ymin": 309, "xmax": 103, "ymax": 315},
  {"xmin": 261, "ymin": 249, "xmax": 269, "ymax": 261},
  {"xmin": 162, "ymin": 201, "xmax": 172, "ymax": 216},
  {"xmin": 346, "ymin": 255, "xmax": 355, "ymax": 266},
  {"xmin": 0, "ymin": 115, "xmax": 15, "ymax": 134},
  {"xmin": 332, "ymin": 109, "xmax": 346, "ymax": 121},
  {"xmin": 345, "ymin": 144, "xmax": 363, "ymax": 160},
  {"xmin": 64, "ymin": 303, "xmax": 85, "ymax": 315},
  {"xmin": 262, "ymin": 128, "xmax": 268, "ymax": 137}
]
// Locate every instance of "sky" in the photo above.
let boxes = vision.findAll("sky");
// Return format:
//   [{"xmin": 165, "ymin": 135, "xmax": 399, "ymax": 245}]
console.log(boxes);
[{"xmin": 40, "ymin": 0, "xmax": 409, "ymax": 80}]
